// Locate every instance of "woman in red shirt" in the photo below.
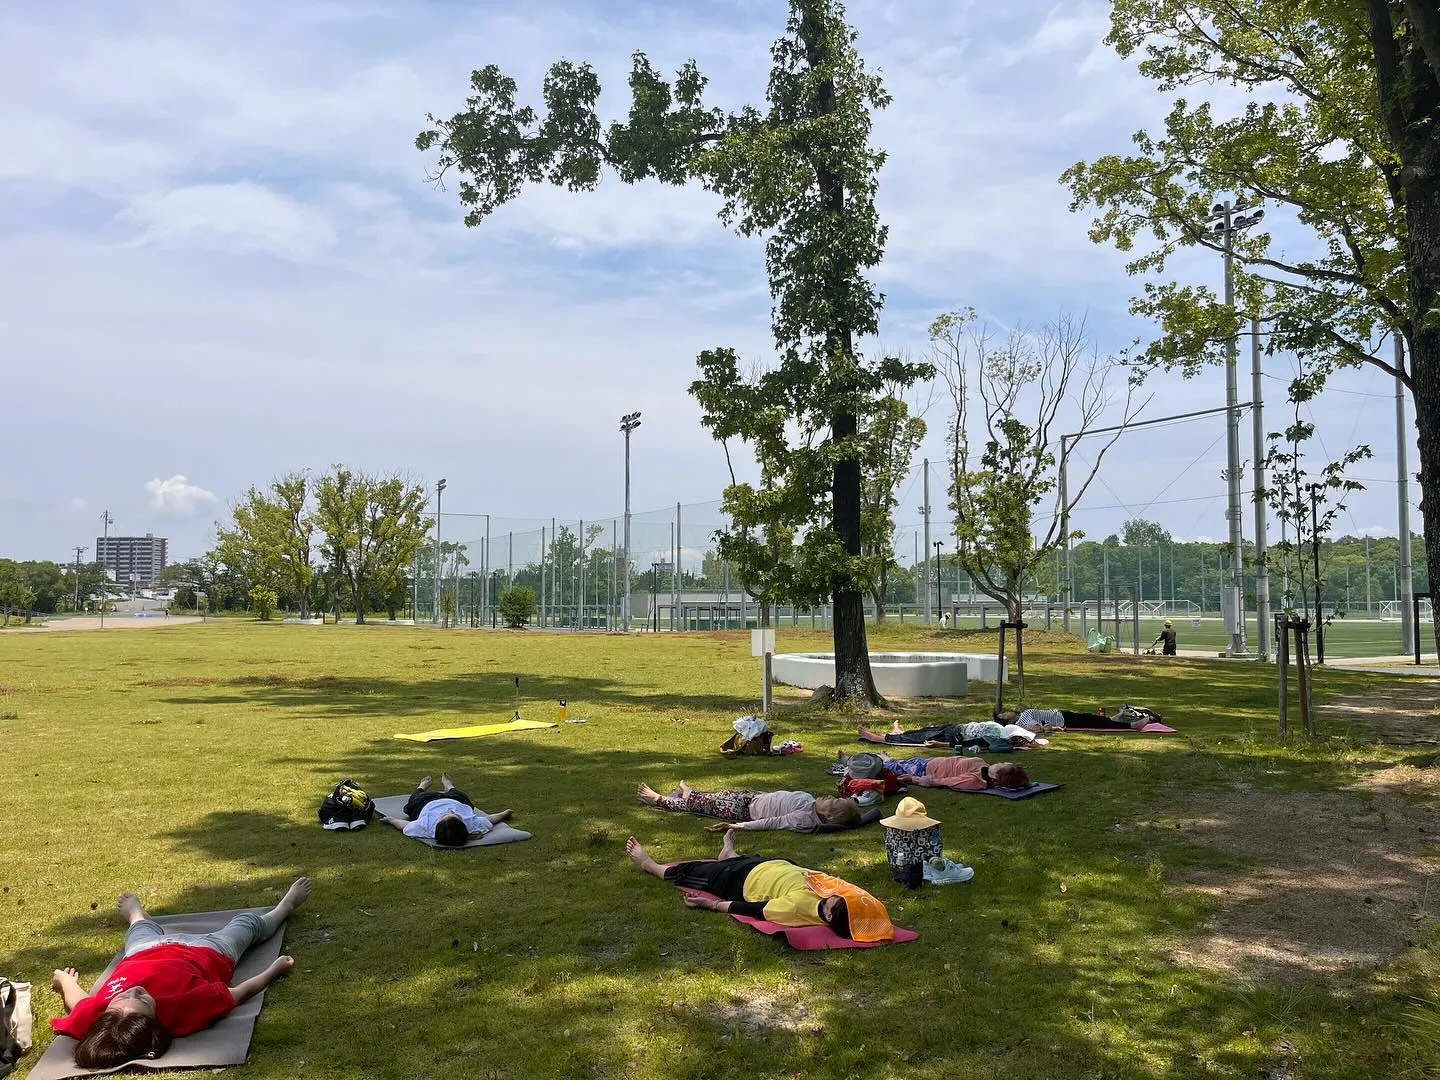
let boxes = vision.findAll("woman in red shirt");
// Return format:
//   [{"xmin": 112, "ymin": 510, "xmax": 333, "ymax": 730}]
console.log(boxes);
[{"xmin": 50, "ymin": 877, "xmax": 312, "ymax": 1068}]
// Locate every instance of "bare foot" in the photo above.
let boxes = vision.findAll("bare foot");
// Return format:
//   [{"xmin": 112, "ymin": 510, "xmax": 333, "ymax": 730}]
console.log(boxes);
[
  {"xmin": 889, "ymin": 720, "xmax": 904, "ymax": 735},
  {"xmin": 273, "ymin": 877, "xmax": 313, "ymax": 921},
  {"xmin": 487, "ymin": 809, "xmax": 512, "ymax": 824},
  {"xmin": 440, "ymin": 773, "xmax": 454, "ymax": 791},
  {"xmin": 626, "ymin": 836, "xmax": 665, "ymax": 877},
  {"xmin": 676, "ymin": 780, "xmax": 692, "ymax": 799},
  {"xmin": 636, "ymin": 783, "xmax": 663, "ymax": 807},
  {"xmin": 417, "ymin": 775, "xmax": 432, "ymax": 791},
  {"xmin": 718, "ymin": 829, "xmax": 739, "ymax": 860},
  {"xmin": 117, "ymin": 892, "xmax": 146, "ymax": 924}
]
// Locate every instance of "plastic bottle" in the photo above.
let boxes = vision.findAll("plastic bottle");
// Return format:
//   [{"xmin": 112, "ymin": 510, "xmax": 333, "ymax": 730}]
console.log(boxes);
[{"xmin": 557, "ymin": 699, "xmax": 567, "ymax": 722}]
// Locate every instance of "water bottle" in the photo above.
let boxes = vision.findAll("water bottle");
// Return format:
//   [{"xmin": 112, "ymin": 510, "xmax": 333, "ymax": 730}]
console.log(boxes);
[{"xmin": 557, "ymin": 699, "xmax": 567, "ymax": 722}]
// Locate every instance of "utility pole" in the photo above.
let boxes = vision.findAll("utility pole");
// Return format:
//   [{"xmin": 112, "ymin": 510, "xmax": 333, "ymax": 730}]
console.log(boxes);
[
  {"xmin": 99, "ymin": 510, "xmax": 113, "ymax": 628},
  {"xmin": 1396, "ymin": 335, "xmax": 1415, "ymax": 655},
  {"xmin": 1309, "ymin": 483, "xmax": 1324, "ymax": 664},
  {"xmin": 432, "ymin": 479, "xmax": 446, "ymax": 625},
  {"xmin": 934, "ymin": 540, "xmax": 944, "ymax": 618},
  {"xmin": 1207, "ymin": 198, "xmax": 1265, "ymax": 656},
  {"xmin": 1251, "ymin": 314, "xmax": 1271, "ymax": 659},
  {"xmin": 922, "ymin": 459, "xmax": 932, "ymax": 625},
  {"xmin": 72, "ymin": 545, "xmax": 86, "ymax": 611},
  {"xmin": 621, "ymin": 412, "xmax": 642, "ymax": 630}
]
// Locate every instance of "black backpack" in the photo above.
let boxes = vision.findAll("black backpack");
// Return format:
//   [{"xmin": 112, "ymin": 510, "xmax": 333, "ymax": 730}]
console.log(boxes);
[
  {"xmin": 318, "ymin": 779, "xmax": 376, "ymax": 831},
  {"xmin": 0, "ymin": 978, "xmax": 26, "ymax": 1077}
]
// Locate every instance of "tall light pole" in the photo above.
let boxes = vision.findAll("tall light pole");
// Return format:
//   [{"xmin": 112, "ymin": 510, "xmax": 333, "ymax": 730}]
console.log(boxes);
[
  {"xmin": 433, "ymin": 478, "xmax": 446, "ymax": 625},
  {"xmin": 99, "ymin": 510, "xmax": 113, "ymax": 627},
  {"xmin": 934, "ymin": 540, "xmax": 944, "ymax": 619},
  {"xmin": 1396, "ymin": 334, "xmax": 1415, "ymax": 655},
  {"xmin": 621, "ymin": 412, "xmax": 642, "ymax": 630},
  {"xmin": 1251, "ymin": 315, "xmax": 1271, "ymax": 660},
  {"xmin": 1206, "ymin": 198, "xmax": 1265, "ymax": 657},
  {"xmin": 72, "ymin": 545, "xmax": 86, "ymax": 612}
]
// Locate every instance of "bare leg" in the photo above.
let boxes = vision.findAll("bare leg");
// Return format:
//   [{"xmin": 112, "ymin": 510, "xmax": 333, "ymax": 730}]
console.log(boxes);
[
  {"xmin": 718, "ymin": 829, "xmax": 740, "ymax": 860},
  {"xmin": 856, "ymin": 726, "xmax": 887, "ymax": 745},
  {"xmin": 626, "ymin": 836, "xmax": 666, "ymax": 879},
  {"xmin": 267, "ymin": 877, "xmax": 313, "ymax": 923},
  {"xmin": 440, "ymin": 773, "xmax": 454, "ymax": 791},
  {"xmin": 118, "ymin": 892, "xmax": 147, "ymax": 925}
]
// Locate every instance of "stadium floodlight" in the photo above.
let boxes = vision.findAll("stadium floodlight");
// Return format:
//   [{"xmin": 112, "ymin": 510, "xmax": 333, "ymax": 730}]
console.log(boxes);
[{"xmin": 620, "ymin": 413, "xmax": 642, "ymax": 631}]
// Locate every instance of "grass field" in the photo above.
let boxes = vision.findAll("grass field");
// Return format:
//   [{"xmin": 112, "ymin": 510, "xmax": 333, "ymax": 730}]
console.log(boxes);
[
  {"xmin": 933, "ymin": 612, "xmax": 1424, "ymax": 659},
  {"xmin": 3, "ymin": 621, "xmax": 1439, "ymax": 1079}
]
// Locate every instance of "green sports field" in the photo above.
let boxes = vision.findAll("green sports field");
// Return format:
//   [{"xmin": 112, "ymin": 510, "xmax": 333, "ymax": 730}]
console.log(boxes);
[{"xmin": 2, "ymin": 621, "xmax": 1438, "ymax": 1078}]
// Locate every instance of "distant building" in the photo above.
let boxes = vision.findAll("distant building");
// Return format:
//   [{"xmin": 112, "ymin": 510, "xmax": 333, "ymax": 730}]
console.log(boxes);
[{"xmin": 96, "ymin": 533, "xmax": 168, "ymax": 591}]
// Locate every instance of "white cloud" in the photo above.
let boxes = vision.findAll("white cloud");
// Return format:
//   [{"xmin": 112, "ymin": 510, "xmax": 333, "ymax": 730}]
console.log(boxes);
[
  {"xmin": 145, "ymin": 475, "xmax": 217, "ymax": 515},
  {"xmin": 120, "ymin": 182, "xmax": 337, "ymax": 262}
]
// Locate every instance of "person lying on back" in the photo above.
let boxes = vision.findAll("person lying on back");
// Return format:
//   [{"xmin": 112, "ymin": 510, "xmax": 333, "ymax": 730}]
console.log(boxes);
[
  {"xmin": 838, "ymin": 751, "xmax": 1031, "ymax": 791},
  {"xmin": 382, "ymin": 773, "xmax": 513, "ymax": 845},
  {"xmin": 635, "ymin": 782, "xmax": 862, "ymax": 832}
]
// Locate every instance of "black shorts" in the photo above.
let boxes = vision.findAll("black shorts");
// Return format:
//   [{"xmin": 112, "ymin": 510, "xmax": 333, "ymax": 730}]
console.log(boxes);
[
  {"xmin": 662, "ymin": 856, "xmax": 770, "ymax": 901},
  {"xmin": 402, "ymin": 788, "xmax": 475, "ymax": 821}
]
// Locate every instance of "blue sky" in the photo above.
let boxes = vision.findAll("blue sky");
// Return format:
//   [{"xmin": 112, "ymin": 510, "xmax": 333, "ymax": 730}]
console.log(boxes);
[{"xmin": 0, "ymin": 0, "xmax": 1418, "ymax": 566}]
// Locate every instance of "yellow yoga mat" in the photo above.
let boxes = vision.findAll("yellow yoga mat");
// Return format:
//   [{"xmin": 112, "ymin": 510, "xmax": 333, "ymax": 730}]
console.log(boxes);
[{"xmin": 394, "ymin": 719, "xmax": 558, "ymax": 742}]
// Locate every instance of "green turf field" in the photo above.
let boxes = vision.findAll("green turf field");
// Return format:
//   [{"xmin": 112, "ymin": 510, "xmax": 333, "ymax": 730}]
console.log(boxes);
[
  {"xmin": 933, "ymin": 612, "xmax": 1423, "ymax": 659},
  {"xmin": 2, "ymin": 622, "xmax": 1438, "ymax": 1078}
]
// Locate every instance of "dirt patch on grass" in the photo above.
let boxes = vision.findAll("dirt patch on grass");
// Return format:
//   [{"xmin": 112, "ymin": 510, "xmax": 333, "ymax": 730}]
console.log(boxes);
[
  {"xmin": 679, "ymin": 986, "xmax": 818, "ymax": 1036},
  {"xmin": 1155, "ymin": 777, "xmax": 1440, "ymax": 985},
  {"xmin": 137, "ymin": 676, "xmax": 223, "ymax": 687},
  {"xmin": 1317, "ymin": 682, "xmax": 1440, "ymax": 746}
]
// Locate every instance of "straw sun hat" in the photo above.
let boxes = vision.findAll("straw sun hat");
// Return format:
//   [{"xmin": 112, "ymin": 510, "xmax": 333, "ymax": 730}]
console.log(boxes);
[{"xmin": 879, "ymin": 797, "xmax": 941, "ymax": 831}]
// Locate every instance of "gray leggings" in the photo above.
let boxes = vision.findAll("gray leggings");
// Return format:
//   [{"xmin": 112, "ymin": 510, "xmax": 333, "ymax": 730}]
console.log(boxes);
[{"xmin": 122, "ymin": 911, "xmax": 280, "ymax": 965}]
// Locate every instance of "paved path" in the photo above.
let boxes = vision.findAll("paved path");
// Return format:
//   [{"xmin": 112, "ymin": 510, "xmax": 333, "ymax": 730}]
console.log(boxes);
[{"xmin": 0, "ymin": 615, "xmax": 204, "ymax": 633}]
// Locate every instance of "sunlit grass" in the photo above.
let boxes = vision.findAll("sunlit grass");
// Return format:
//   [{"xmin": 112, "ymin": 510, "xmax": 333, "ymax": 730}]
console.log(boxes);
[{"xmin": 2, "ymin": 621, "xmax": 1437, "ymax": 1078}]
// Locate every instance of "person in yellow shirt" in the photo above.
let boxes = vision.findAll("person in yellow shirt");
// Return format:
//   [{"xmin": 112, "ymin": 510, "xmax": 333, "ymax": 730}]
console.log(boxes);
[{"xmin": 625, "ymin": 832, "xmax": 894, "ymax": 942}]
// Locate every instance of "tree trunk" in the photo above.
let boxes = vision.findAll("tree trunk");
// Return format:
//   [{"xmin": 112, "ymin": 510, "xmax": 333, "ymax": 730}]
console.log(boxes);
[
  {"xmin": 832, "ymin": 587, "xmax": 879, "ymax": 704},
  {"xmin": 760, "ymin": 600, "xmax": 771, "ymax": 629},
  {"xmin": 1408, "ymin": 176, "xmax": 1440, "ymax": 660},
  {"xmin": 353, "ymin": 577, "xmax": 366, "ymax": 625}
]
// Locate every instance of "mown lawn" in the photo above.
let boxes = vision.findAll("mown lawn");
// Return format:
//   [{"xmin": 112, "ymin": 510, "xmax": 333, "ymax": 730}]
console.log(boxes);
[{"xmin": 2, "ymin": 621, "xmax": 1437, "ymax": 1079}]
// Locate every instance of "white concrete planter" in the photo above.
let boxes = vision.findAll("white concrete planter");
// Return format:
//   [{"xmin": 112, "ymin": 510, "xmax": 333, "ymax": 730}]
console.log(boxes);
[
  {"xmin": 770, "ymin": 651, "xmax": 1005, "ymax": 698},
  {"xmin": 282, "ymin": 618, "xmax": 324, "ymax": 625}
]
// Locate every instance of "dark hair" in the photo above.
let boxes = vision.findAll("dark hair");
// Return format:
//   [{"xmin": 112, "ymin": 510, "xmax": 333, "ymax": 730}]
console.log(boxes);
[
  {"xmin": 822, "ymin": 897, "xmax": 851, "ymax": 939},
  {"xmin": 992, "ymin": 762, "xmax": 1031, "ymax": 790},
  {"xmin": 434, "ymin": 815, "xmax": 469, "ymax": 847},
  {"xmin": 74, "ymin": 1011, "xmax": 173, "ymax": 1069}
]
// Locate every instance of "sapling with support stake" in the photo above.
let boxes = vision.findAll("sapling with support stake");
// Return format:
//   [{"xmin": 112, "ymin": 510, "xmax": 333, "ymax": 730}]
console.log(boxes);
[{"xmin": 1260, "ymin": 367, "xmax": 1371, "ymax": 736}]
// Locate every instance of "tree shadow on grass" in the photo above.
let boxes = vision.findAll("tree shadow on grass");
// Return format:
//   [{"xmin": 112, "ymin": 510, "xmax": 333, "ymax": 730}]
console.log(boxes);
[
  {"xmin": 154, "ymin": 671, "xmax": 758, "ymax": 718},
  {"xmin": 11, "ymin": 731, "xmax": 1440, "ymax": 1077}
]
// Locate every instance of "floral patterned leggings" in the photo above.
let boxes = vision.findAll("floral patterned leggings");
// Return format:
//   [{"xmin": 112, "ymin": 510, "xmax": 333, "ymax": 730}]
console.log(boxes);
[{"xmin": 655, "ymin": 788, "xmax": 760, "ymax": 823}]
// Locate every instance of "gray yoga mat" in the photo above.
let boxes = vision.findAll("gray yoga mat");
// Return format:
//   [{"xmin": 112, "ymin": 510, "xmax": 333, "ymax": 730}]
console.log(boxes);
[
  {"xmin": 371, "ymin": 795, "xmax": 532, "ymax": 848},
  {"xmin": 27, "ymin": 907, "xmax": 285, "ymax": 1079}
]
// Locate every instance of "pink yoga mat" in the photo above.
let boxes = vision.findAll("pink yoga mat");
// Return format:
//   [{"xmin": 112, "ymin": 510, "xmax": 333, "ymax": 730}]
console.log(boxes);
[
  {"xmin": 1066, "ymin": 722, "xmax": 1175, "ymax": 733},
  {"xmin": 672, "ymin": 886, "xmax": 914, "ymax": 950}
]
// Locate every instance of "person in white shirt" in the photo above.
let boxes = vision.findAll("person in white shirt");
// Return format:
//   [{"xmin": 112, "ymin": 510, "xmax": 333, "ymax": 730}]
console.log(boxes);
[{"xmin": 383, "ymin": 773, "xmax": 512, "ymax": 846}]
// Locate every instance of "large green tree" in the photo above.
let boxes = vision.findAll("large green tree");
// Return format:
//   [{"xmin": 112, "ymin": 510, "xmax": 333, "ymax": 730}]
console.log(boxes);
[
  {"xmin": 312, "ymin": 467, "xmax": 430, "ymax": 625},
  {"xmin": 215, "ymin": 472, "xmax": 316, "ymax": 617},
  {"xmin": 1063, "ymin": 0, "xmax": 1440, "ymax": 647},
  {"xmin": 417, "ymin": 0, "xmax": 922, "ymax": 704}
]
